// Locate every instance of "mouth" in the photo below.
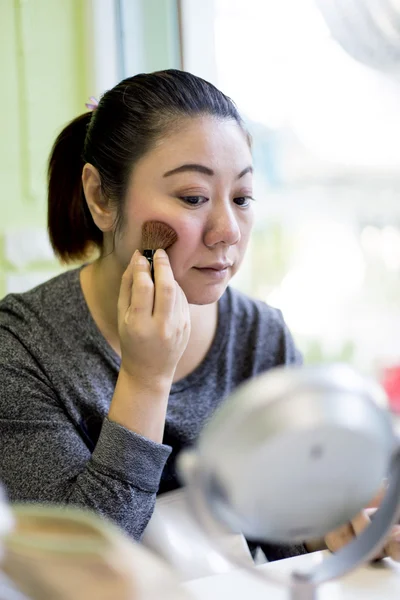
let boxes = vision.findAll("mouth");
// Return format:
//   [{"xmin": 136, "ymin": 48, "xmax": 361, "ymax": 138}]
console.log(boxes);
[
  {"xmin": 193, "ymin": 263, "xmax": 232, "ymax": 280},
  {"xmin": 195, "ymin": 262, "xmax": 233, "ymax": 271}
]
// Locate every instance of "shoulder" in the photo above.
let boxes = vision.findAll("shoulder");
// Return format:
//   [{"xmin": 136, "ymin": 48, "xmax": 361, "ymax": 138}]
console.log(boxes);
[
  {"xmin": 0, "ymin": 268, "xmax": 81, "ymax": 331},
  {"xmin": 0, "ymin": 268, "xmax": 87, "ymax": 410},
  {"xmin": 221, "ymin": 286, "xmax": 302, "ymax": 368},
  {"xmin": 223, "ymin": 286, "xmax": 288, "ymax": 331},
  {"xmin": 0, "ymin": 268, "xmax": 83, "ymax": 369}
]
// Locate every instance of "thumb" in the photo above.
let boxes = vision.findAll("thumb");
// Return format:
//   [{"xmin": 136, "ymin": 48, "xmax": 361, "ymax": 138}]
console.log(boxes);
[
  {"xmin": 383, "ymin": 525, "xmax": 400, "ymax": 562},
  {"xmin": 118, "ymin": 254, "xmax": 136, "ymax": 317}
]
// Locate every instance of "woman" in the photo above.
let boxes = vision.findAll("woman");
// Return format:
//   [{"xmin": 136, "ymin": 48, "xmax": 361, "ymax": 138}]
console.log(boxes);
[{"xmin": 0, "ymin": 70, "xmax": 398, "ymax": 562}]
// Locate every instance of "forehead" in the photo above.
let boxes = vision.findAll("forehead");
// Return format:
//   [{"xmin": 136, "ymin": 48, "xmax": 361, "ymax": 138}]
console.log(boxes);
[{"xmin": 139, "ymin": 116, "xmax": 252, "ymax": 176}]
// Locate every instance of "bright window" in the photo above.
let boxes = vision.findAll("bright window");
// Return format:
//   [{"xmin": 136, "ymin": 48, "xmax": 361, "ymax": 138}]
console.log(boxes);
[{"xmin": 181, "ymin": 0, "xmax": 400, "ymax": 391}]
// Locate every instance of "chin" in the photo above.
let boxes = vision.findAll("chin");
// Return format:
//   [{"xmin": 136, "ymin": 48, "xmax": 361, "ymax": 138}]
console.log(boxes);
[
  {"xmin": 182, "ymin": 283, "xmax": 229, "ymax": 306},
  {"xmin": 175, "ymin": 266, "xmax": 235, "ymax": 305}
]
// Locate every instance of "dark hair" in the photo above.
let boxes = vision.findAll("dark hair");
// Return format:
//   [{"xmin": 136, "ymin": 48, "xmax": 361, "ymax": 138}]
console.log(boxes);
[{"xmin": 48, "ymin": 69, "xmax": 248, "ymax": 263}]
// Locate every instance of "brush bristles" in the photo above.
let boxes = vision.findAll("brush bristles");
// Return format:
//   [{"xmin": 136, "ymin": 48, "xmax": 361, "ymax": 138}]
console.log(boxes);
[{"xmin": 141, "ymin": 221, "xmax": 178, "ymax": 251}]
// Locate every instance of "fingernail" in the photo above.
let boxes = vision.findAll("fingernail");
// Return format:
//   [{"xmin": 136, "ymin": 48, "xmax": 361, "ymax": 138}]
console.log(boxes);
[
  {"xmin": 134, "ymin": 254, "xmax": 147, "ymax": 266},
  {"xmin": 155, "ymin": 249, "xmax": 167, "ymax": 259}
]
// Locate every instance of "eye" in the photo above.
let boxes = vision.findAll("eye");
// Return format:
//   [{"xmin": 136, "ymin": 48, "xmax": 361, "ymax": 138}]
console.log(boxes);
[
  {"xmin": 179, "ymin": 196, "xmax": 209, "ymax": 206},
  {"xmin": 234, "ymin": 196, "xmax": 255, "ymax": 207}
]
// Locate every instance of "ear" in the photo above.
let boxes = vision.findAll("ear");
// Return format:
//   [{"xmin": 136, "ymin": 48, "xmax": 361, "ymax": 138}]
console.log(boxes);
[{"xmin": 82, "ymin": 163, "xmax": 116, "ymax": 232}]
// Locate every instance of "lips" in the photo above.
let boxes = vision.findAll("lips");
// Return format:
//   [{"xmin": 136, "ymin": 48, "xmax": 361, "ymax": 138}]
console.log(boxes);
[
  {"xmin": 192, "ymin": 263, "xmax": 232, "ymax": 281},
  {"xmin": 195, "ymin": 263, "xmax": 232, "ymax": 271}
]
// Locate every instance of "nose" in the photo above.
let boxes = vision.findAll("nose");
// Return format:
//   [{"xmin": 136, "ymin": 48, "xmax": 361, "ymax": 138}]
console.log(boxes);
[{"xmin": 203, "ymin": 200, "xmax": 241, "ymax": 248}]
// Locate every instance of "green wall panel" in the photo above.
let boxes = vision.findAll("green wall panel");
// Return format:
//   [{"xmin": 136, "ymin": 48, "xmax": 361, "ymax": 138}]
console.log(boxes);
[{"xmin": 0, "ymin": 0, "xmax": 90, "ymax": 297}]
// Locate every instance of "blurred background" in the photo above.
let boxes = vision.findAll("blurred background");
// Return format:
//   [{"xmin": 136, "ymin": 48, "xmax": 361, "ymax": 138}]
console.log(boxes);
[{"xmin": 2, "ymin": 0, "xmax": 400, "ymax": 408}]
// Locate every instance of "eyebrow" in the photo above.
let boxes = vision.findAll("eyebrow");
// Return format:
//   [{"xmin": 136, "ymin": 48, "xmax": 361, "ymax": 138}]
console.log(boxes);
[{"xmin": 163, "ymin": 163, "xmax": 253, "ymax": 179}]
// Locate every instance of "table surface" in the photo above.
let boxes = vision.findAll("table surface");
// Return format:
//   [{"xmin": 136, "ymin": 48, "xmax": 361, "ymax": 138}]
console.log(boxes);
[{"xmin": 184, "ymin": 550, "xmax": 400, "ymax": 599}]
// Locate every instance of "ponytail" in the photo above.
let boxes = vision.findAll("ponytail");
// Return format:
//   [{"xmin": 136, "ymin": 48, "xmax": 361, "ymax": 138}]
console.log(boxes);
[{"xmin": 47, "ymin": 113, "xmax": 102, "ymax": 263}]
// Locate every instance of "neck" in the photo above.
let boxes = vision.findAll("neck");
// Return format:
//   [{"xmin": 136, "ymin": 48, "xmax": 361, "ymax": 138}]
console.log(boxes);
[{"xmin": 80, "ymin": 257, "xmax": 122, "ymax": 343}]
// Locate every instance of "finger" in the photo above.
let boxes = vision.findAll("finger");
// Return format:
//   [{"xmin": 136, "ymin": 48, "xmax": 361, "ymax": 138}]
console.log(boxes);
[
  {"xmin": 325, "ymin": 523, "xmax": 355, "ymax": 553},
  {"xmin": 130, "ymin": 251, "xmax": 154, "ymax": 318},
  {"xmin": 118, "ymin": 251, "xmax": 137, "ymax": 316},
  {"xmin": 179, "ymin": 285, "xmax": 191, "ymax": 338},
  {"xmin": 351, "ymin": 510, "xmax": 370, "ymax": 536},
  {"xmin": 174, "ymin": 285, "xmax": 191, "ymax": 353},
  {"xmin": 153, "ymin": 249, "xmax": 176, "ymax": 319},
  {"xmin": 352, "ymin": 510, "xmax": 386, "ymax": 561},
  {"xmin": 175, "ymin": 284, "xmax": 190, "ymax": 341},
  {"xmin": 367, "ymin": 481, "xmax": 388, "ymax": 508},
  {"xmin": 174, "ymin": 281, "xmax": 183, "ymax": 320},
  {"xmin": 383, "ymin": 525, "xmax": 400, "ymax": 562}
]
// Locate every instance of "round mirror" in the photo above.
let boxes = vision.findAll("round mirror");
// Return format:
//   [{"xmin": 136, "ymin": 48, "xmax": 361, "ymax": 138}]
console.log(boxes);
[{"xmin": 181, "ymin": 365, "xmax": 396, "ymax": 542}]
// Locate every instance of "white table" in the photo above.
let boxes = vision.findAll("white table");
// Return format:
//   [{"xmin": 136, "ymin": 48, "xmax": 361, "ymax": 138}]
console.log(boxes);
[{"xmin": 184, "ymin": 550, "xmax": 400, "ymax": 599}]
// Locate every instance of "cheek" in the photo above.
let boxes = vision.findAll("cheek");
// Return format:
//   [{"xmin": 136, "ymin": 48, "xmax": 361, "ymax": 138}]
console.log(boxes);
[
  {"xmin": 230, "ymin": 215, "xmax": 253, "ymax": 270},
  {"xmin": 116, "ymin": 205, "xmax": 179, "ymax": 263},
  {"xmin": 114, "ymin": 221, "xmax": 142, "ymax": 264},
  {"xmin": 167, "ymin": 220, "xmax": 203, "ymax": 271},
  {"xmin": 238, "ymin": 212, "xmax": 254, "ymax": 249}
]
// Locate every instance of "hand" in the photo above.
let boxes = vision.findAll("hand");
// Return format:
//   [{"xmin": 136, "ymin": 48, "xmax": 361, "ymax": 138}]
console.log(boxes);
[
  {"xmin": 117, "ymin": 249, "xmax": 191, "ymax": 389},
  {"xmin": 324, "ymin": 504, "xmax": 400, "ymax": 562}
]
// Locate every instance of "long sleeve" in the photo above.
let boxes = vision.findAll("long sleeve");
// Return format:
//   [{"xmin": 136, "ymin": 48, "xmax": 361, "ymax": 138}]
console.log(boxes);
[{"xmin": 0, "ymin": 336, "xmax": 171, "ymax": 540}]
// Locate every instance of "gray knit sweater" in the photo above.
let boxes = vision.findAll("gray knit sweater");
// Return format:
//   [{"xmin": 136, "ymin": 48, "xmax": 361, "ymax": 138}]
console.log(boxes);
[{"xmin": 0, "ymin": 268, "xmax": 306, "ymax": 561}]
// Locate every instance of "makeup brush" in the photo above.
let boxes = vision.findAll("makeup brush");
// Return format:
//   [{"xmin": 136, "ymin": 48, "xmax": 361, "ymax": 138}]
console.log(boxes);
[{"xmin": 141, "ymin": 221, "xmax": 178, "ymax": 279}]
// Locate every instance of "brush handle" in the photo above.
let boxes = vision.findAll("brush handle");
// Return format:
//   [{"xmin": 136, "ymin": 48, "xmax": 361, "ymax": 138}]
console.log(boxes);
[{"xmin": 143, "ymin": 249, "xmax": 156, "ymax": 281}]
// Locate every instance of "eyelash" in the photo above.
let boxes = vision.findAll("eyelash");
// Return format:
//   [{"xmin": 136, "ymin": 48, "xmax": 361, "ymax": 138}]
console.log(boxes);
[{"xmin": 179, "ymin": 196, "xmax": 255, "ymax": 208}]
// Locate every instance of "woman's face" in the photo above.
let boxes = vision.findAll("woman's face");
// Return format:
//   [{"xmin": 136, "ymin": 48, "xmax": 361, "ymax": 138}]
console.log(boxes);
[{"xmin": 114, "ymin": 115, "xmax": 254, "ymax": 305}]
